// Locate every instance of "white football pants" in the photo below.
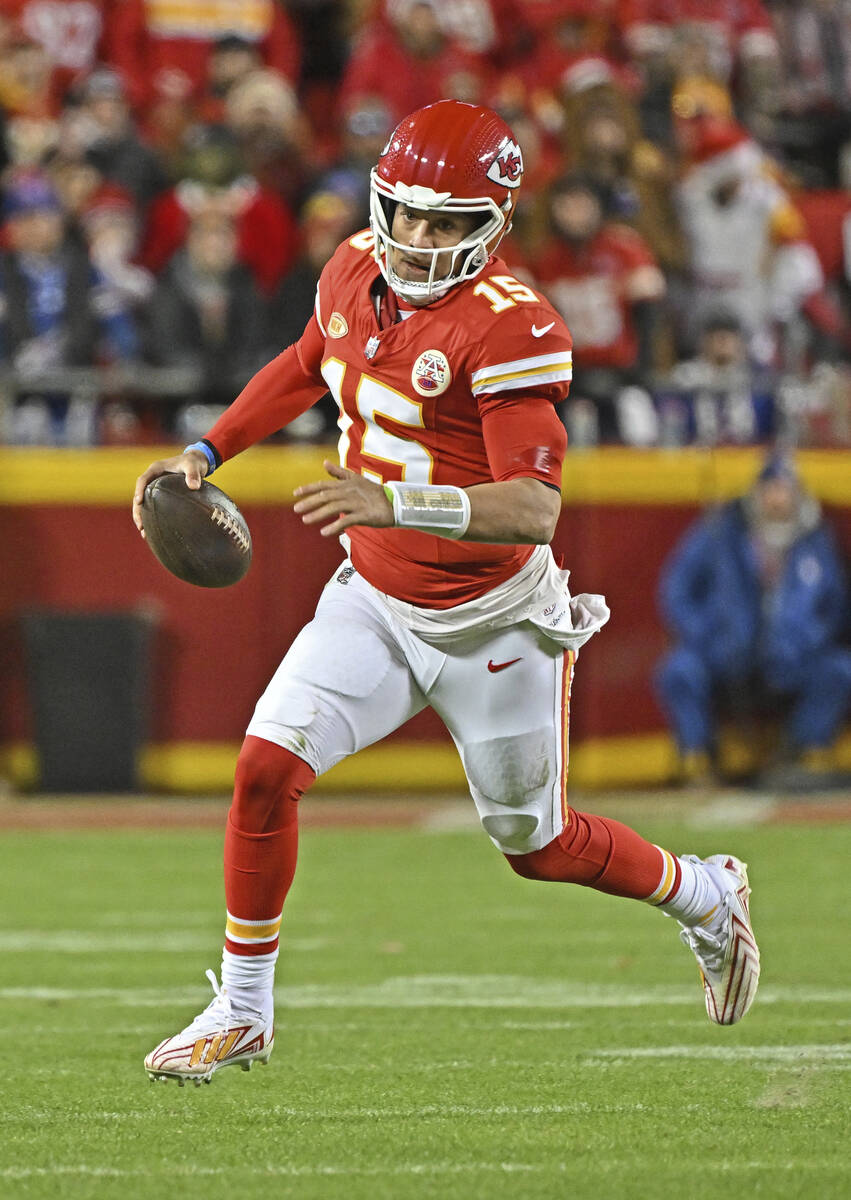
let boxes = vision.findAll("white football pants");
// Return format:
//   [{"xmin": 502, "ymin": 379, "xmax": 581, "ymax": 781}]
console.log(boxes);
[{"xmin": 246, "ymin": 564, "xmax": 575, "ymax": 854}]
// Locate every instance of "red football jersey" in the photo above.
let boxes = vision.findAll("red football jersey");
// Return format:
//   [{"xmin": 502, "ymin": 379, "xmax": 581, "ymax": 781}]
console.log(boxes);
[
  {"xmin": 207, "ymin": 230, "xmax": 572, "ymax": 607},
  {"xmin": 313, "ymin": 232, "xmax": 570, "ymax": 606}
]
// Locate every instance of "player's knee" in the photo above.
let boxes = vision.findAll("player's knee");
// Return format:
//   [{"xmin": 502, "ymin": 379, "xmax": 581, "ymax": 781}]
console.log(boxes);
[
  {"xmin": 464, "ymin": 730, "xmax": 552, "ymax": 852},
  {"xmin": 231, "ymin": 735, "xmax": 314, "ymax": 834},
  {"xmin": 481, "ymin": 812, "xmax": 541, "ymax": 850}
]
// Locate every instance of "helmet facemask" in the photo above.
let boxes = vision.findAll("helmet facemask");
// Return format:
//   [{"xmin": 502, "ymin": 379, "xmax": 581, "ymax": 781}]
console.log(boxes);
[{"xmin": 369, "ymin": 171, "xmax": 511, "ymax": 304}]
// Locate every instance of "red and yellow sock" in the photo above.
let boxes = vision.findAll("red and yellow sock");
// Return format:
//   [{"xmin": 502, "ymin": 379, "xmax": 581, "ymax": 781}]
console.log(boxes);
[
  {"xmin": 505, "ymin": 807, "xmax": 718, "ymax": 925},
  {"xmin": 220, "ymin": 735, "xmax": 315, "ymax": 1006}
]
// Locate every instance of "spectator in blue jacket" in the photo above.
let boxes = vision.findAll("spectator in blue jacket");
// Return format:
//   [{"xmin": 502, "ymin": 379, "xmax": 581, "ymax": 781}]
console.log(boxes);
[
  {"xmin": 655, "ymin": 455, "xmax": 851, "ymax": 789},
  {"xmin": 0, "ymin": 168, "xmax": 144, "ymax": 443}
]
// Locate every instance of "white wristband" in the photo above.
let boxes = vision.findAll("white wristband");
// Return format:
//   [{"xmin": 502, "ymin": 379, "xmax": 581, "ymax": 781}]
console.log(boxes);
[{"xmin": 383, "ymin": 481, "xmax": 471, "ymax": 539}]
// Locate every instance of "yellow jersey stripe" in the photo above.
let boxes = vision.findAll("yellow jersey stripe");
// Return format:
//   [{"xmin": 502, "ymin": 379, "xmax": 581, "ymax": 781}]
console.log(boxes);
[
  {"xmin": 472, "ymin": 361, "xmax": 573, "ymax": 388},
  {"xmin": 471, "ymin": 367, "xmax": 573, "ymax": 397}
]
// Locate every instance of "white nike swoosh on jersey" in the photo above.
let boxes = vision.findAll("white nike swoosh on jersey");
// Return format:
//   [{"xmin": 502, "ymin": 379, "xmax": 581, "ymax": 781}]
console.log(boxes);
[{"xmin": 531, "ymin": 322, "xmax": 555, "ymax": 337}]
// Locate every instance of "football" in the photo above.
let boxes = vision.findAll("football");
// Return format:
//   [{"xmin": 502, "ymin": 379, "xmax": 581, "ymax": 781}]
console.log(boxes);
[{"xmin": 141, "ymin": 474, "xmax": 252, "ymax": 587}]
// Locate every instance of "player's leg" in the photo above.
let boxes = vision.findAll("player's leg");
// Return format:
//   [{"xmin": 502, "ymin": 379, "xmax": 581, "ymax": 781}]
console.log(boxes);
[
  {"xmin": 220, "ymin": 584, "xmax": 429, "ymax": 1015},
  {"xmin": 144, "ymin": 736, "xmax": 314, "ymax": 1086},
  {"xmin": 145, "ymin": 572, "xmax": 429, "ymax": 1083},
  {"xmin": 508, "ymin": 821, "xmax": 759, "ymax": 1025},
  {"xmin": 433, "ymin": 625, "xmax": 759, "ymax": 1026},
  {"xmin": 220, "ymin": 736, "xmax": 313, "ymax": 1019}
]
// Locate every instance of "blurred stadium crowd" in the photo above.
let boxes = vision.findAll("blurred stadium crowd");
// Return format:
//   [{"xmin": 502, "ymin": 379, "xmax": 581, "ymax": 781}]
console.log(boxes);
[{"xmin": 0, "ymin": 0, "xmax": 849, "ymax": 450}]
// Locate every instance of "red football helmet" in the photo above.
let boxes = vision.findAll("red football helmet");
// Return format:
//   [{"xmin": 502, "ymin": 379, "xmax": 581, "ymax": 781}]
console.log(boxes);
[{"xmin": 369, "ymin": 99, "xmax": 524, "ymax": 303}]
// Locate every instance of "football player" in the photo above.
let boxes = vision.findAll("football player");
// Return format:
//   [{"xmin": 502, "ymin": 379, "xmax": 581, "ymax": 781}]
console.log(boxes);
[{"xmin": 133, "ymin": 100, "xmax": 760, "ymax": 1085}]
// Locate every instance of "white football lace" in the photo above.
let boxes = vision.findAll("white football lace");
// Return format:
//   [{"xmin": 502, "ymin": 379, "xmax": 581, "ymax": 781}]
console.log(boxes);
[
  {"xmin": 679, "ymin": 899, "xmax": 730, "ymax": 974},
  {"xmin": 186, "ymin": 968, "xmax": 233, "ymax": 1035},
  {"xmin": 210, "ymin": 506, "xmax": 250, "ymax": 553}
]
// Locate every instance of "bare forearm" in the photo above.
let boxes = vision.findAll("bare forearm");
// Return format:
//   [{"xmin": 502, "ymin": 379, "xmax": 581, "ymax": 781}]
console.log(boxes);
[
  {"xmin": 463, "ymin": 478, "xmax": 561, "ymax": 544},
  {"xmin": 293, "ymin": 467, "xmax": 563, "ymax": 545}
]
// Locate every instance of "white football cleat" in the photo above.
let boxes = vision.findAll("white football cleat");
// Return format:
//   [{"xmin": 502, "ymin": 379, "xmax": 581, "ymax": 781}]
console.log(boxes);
[
  {"xmin": 144, "ymin": 969, "xmax": 274, "ymax": 1086},
  {"xmin": 678, "ymin": 854, "xmax": 760, "ymax": 1026}
]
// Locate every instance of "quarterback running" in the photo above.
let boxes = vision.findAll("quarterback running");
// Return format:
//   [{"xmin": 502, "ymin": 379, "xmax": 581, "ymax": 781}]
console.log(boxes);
[{"xmin": 133, "ymin": 100, "xmax": 760, "ymax": 1085}]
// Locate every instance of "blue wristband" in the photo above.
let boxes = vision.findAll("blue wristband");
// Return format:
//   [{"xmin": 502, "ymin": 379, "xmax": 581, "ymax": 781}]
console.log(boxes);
[{"xmin": 184, "ymin": 440, "xmax": 217, "ymax": 476}]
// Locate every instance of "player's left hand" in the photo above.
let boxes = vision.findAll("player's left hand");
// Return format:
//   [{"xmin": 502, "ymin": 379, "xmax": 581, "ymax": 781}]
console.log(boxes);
[{"xmin": 294, "ymin": 460, "xmax": 394, "ymax": 537}]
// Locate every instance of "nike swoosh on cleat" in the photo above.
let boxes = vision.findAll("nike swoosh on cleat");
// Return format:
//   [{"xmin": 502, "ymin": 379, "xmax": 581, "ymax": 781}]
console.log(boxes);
[
  {"xmin": 487, "ymin": 657, "xmax": 523, "ymax": 672},
  {"xmin": 531, "ymin": 322, "xmax": 555, "ymax": 337}
]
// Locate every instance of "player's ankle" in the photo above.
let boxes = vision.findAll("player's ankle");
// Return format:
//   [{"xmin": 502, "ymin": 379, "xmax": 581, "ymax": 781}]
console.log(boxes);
[
  {"xmin": 225, "ymin": 983, "xmax": 273, "ymax": 1021},
  {"xmin": 221, "ymin": 946, "xmax": 277, "ymax": 1019}
]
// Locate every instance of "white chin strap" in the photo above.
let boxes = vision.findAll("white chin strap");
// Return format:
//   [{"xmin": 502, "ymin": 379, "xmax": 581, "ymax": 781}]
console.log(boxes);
[
  {"xmin": 383, "ymin": 236, "xmax": 488, "ymax": 304},
  {"xmin": 369, "ymin": 174, "xmax": 507, "ymax": 304}
]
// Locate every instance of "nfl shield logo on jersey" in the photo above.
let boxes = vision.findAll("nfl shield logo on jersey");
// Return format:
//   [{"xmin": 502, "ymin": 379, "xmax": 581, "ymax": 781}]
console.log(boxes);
[
  {"xmin": 411, "ymin": 349, "xmax": 452, "ymax": 397},
  {"xmin": 486, "ymin": 138, "xmax": 523, "ymax": 189}
]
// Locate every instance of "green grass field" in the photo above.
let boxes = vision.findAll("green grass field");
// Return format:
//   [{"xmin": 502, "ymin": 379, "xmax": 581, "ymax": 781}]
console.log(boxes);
[{"xmin": 0, "ymin": 807, "xmax": 849, "ymax": 1199}]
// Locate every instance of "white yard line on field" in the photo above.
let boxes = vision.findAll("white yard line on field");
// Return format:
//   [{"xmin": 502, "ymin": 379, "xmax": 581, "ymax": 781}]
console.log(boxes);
[
  {"xmin": 584, "ymin": 1044, "xmax": 851, "ymax": 1063},
  {"xmin": 0, "ymin": 1163, "xmax": 549, "ymax": 1180},
  {"xmin": 0, "ymin": 1159, "xmax": 832, "ymax": 1181},
  {"xmin": 2, "ymin": 978, "xmax": 851, "ymax": 1009},
  {"xmin": 0, "ymin": 932, "xmax": 328, "ymax": 953}
]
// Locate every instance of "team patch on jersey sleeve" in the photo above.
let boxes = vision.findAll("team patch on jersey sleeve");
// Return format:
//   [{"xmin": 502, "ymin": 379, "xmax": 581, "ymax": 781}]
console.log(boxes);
[{"xmin": 470, "ymin": 350, "xmax": 573, "ymax": 397}]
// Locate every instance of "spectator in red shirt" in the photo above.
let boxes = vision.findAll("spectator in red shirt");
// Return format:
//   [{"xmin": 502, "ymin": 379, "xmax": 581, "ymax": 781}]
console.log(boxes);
[
  {"xmin": 103, "ymin": 0, "xmax": 301, "ymax": 112},
  {"xmin": 139, "ymin": 126, "xmax": 299, "ymax": 296},
  {"xmin": 339, "ymin": 0, "xmax": 489, "ymax": 125},
  {"xmin": 431, "ymin": 0, "xmax": 535, "ymax": 66},
  {"xmin": 530, "ymin": 171, "xmax": 667, "ymax": 443},
  {"xmin": 519, "ymin": 0, "xmax": 638, "ymax": 101}
]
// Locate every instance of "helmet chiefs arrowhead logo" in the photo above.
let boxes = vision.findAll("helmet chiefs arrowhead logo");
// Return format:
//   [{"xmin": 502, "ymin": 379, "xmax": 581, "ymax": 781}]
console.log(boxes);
[{"xmin": 486, "ymin": 138, "xmax": 524, "ymax": 189}]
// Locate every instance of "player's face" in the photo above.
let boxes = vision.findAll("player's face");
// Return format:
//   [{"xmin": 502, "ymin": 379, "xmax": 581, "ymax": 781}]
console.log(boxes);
[{"xmin": 389, "ymin": 204, "xmax": 479, "ymax": 305}]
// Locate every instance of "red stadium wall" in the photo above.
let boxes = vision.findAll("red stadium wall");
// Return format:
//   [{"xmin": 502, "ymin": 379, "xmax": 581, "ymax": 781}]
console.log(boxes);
[{"xmin": 2, "ymin": 447, "xmax": 850, "ymax": 790}]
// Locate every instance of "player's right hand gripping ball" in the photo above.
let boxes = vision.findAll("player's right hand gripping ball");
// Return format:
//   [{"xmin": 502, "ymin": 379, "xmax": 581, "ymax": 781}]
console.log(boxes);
[{"xmin": 141, "ymin": 474, "xmax": 252, "ymax": 587}]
